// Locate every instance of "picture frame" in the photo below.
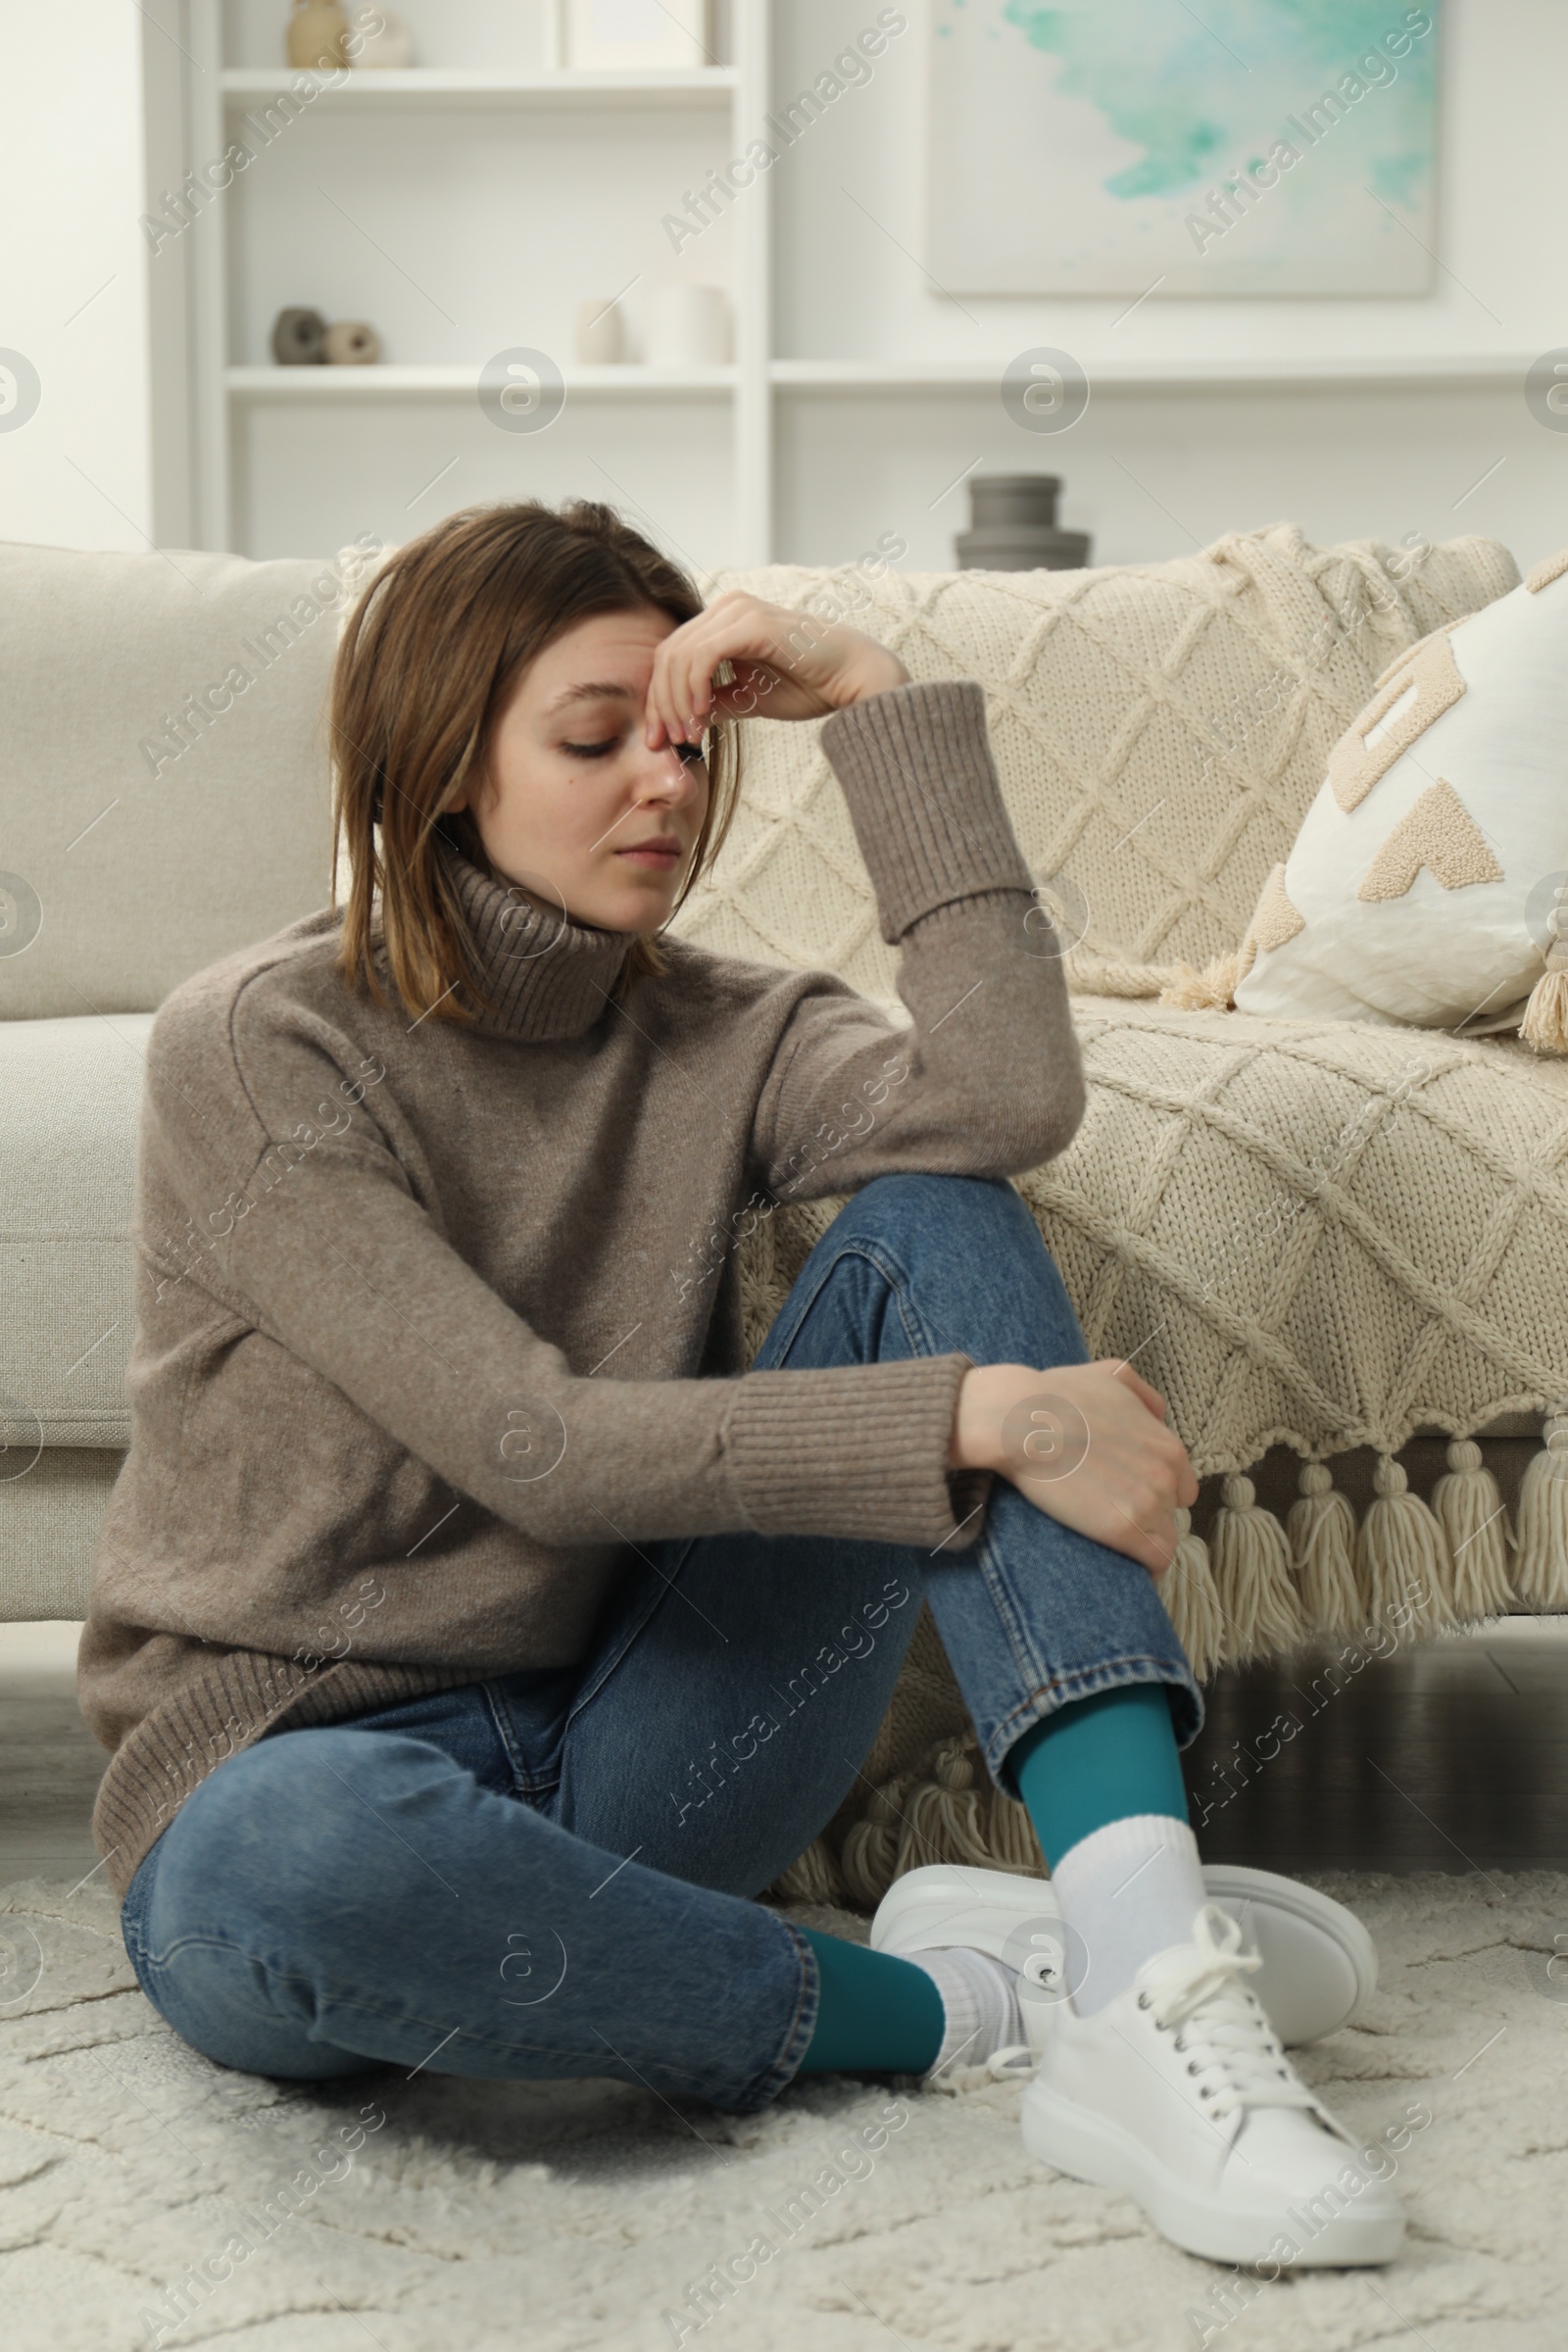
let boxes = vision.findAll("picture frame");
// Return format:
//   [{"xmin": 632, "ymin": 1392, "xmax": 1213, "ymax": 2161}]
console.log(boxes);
[
  {"xmin": 562, "ymin": 0, "xmax": 710, "ymax": 72},
  {"xmin": 926, "ymin": 0, "xmax": 1441, "ymax": 297}
]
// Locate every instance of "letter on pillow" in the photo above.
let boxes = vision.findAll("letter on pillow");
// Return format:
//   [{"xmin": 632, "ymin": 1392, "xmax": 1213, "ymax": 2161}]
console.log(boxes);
[
  {"xmin": 1247, "ymin": 863, "xmax": 1306, "ymax": 956},
  {"xmin": 1328, "ymin": 629, "xmax": 1468, "ymax": 813},
  {"xmin": 1355, "ymin": 777, "xmax": 1503, "ymax": 902},
  {"xmin": 1527, "ymin": 547, "xmax": 1568, "ymax": 594}
]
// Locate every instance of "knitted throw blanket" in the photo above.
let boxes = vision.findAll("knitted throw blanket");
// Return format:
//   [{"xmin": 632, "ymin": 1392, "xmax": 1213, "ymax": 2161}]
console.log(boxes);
[
  {"xmin": 682, "ymin": 522, "xmax": 1521, "ymax": 987},
  {"xmin": 670, "ymin": 524, "xmax": 1559, "ymax": 1905}
]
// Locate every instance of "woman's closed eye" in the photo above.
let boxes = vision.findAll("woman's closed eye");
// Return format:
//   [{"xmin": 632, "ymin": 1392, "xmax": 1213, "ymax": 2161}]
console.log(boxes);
[{"xmin": 560, "ymin": 735, "xmax": 705, "ymax": 763}]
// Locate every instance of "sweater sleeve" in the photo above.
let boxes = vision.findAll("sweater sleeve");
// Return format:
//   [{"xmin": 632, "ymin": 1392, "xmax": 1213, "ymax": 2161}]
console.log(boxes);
[
  {"xmin": 138, "ymin": 981, "xmax": 983, "ymax": 1555},
  {"xmin": 752, "ymin": 679, "xmax": 1087, "ymax": 1201}
]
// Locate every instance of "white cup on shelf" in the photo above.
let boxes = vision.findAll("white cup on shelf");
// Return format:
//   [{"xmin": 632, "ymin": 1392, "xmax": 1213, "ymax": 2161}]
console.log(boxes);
[
  {"xmin": 575, "ymin": 298, "xmax": 627, "ymax": 365},
  {"xmin": 348, "ymin": 6, "xmax": 416, "ymax": 67},
  {"xmin": 644, "ymin": 284, "xmax": 731, "ymax": 368}
]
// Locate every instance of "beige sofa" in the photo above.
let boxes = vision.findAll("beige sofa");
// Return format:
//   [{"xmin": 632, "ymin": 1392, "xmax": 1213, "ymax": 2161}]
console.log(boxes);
[{"xmin": 6, "ymin": 523, "xmax": 1564, "ymax": 1894}]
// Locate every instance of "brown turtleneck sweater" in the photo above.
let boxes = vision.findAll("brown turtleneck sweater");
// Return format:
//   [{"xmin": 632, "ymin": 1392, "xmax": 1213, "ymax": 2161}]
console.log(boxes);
[{"xmin": 79, "ymin": 681, "xmax": 1086, "ymax": 1896}]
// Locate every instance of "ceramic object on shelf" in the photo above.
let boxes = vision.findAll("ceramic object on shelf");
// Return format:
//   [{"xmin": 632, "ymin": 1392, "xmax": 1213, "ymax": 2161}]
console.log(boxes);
[
  {"xmin": 564, "ymin": 0, "xmax": 707, "ymax": 71},
  {"xmin": 285, "ymin": 0, "xmax": 349, "ymax": 70},
  {"xmin": 322, "ymin": 319, "xmax": 382, "ymax": 365},
  {"xmin": 955, "ymin": 474, "xmax": 1092, "ymax": 571},
  {"xmin": 348, "ymin": 7, "xmax": 415, "ymax": 68},
  {"xmin": 645, "ymin": 284, "xmax": 730, "ymax": 368},
  {"xmin": 270, "ymin": 307, "xmax": 328, "ymax": 365},
  {"xmin": 575, "ymin": 299, "xmax": 627, "ymax": 365}
]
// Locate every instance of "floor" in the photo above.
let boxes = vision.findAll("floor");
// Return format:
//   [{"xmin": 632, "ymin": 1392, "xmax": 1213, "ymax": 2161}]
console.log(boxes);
[
  {"xmin": 1185, "ymin": 1615, "xmax": 1568, "ymax": 1877},
  {"xmin": 0, "ymin": 1622, "xmax": 105, "ymax": 1886},
  {"xmin": 5, "ymin": 1617, "xmax": 1568, "ymax": 1889},
  {"xmin": 6, "ymin": 1622, "xmax": 1568, "ymax": 2350}
]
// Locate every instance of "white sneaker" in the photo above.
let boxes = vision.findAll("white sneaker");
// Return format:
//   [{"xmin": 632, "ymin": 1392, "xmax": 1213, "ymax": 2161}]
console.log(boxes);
[
  {"xmin": 871, "ymin": 1861, "xmax": 1376, "ymax": 2047},
  {"xmin": 1021, "ymin": 1906, "xmax": 1404, "ymax": 2267}
]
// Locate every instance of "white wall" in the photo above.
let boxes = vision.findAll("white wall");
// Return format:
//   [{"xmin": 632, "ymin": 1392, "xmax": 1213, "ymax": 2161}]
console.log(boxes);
[
  {"xmin": 776, "ymin": 379, "xmax": 1563, "ymax": 575},
  {"xmin": 771, "ymin": 0, "xmax": 1568, "ymax": 571},
  {"xmin": 0, "ymin": 7, "xmax": 156, "ymax": 550},
  {"xmin": 778, "ymin": 0, "xmax": 1568, "ymax": 369}
]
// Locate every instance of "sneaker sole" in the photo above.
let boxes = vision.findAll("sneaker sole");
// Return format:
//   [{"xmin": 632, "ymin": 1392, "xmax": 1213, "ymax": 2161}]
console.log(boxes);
[
  {"xmin": 1020, "ymin": 2076, "xmax": 1405, "ymax": 2267},
  {"xmin": 871, "ymin": 1863, "xmax": 1377, "ymax": 2047}
]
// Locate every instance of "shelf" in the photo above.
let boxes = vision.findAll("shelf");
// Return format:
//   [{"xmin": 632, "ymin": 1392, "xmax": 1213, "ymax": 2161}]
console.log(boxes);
[
  {"xmin": 226, "ymin": 355, "xmax": 1530, "ymax": 403},
  {"xmin": 220, "ymin": 67, "xmax": 736, "ymax": 111},
  {"xmin": 771, "ymin": 354, "xmax": 1537, "ymax": 392},
  {"xmin": 225, "ymin": 364, "xmax": 737, "ymax": 397}
]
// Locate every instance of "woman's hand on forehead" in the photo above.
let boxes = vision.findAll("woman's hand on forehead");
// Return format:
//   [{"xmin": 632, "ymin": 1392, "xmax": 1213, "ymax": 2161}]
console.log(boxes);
[{"xmin": 645, "ymin": 590, "xmax": 909, "ymax": 747}]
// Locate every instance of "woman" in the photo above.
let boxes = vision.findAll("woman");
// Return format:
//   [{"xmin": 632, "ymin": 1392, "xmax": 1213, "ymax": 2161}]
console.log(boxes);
[{"xmin": 81, "ymin": 499, "xmax": 1400, "ymax": 2270}]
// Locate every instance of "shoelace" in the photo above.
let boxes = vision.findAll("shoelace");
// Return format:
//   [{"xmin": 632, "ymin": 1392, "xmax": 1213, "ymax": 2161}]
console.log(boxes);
[
  {"xmin": 985, "ymin": 1902, "xmax": 1326, "ymax": 2117},
  {"xmin": 1136, "ymin": 1903, "xmax": 1318, "ymax": 2126}
]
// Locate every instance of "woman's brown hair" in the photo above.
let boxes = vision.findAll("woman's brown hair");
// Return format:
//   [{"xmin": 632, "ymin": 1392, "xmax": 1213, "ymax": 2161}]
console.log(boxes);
[{"xmin": 330, "ymin": 498, "xmax": 742, "ymax": 1024}]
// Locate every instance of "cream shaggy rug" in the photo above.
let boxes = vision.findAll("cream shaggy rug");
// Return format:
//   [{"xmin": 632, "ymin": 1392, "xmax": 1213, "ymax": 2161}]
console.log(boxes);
[{"xmin": 2, "ymin": 1871, "xmax": 1565, "ymax": 2352}]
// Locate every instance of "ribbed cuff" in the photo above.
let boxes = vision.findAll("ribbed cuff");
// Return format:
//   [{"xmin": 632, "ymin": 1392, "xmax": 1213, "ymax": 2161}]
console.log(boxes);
[
  {"xmin": 726, "ymin": 1353, "xmax": 986, "ymax": 1550},
  {"xmin": 819, "ymin": 680, "xmax": 1036, "ymax": 945}
]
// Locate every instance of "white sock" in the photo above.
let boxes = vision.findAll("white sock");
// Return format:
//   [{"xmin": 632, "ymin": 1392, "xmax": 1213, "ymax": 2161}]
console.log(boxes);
[
  {"xmin": 906, "ymin": 1945, "xmax": 1024, "ymax": 2078},
  {"xmin": 1050, "ymin": 1814, "xmax": 1206, "ymax": 2018}
]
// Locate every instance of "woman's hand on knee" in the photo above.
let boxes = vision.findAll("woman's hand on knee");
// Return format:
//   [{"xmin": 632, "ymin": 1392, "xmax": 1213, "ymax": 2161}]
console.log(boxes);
[{"xmin": 950, "ymin": 1360, "xmax": 1198, "ymax": 1578}]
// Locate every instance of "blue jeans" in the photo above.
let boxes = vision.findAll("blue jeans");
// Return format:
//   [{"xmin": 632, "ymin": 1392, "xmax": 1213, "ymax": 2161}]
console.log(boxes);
[{"xmin": 120, "ymin": 1174, "xmax": 1200, "ymax": 2113}]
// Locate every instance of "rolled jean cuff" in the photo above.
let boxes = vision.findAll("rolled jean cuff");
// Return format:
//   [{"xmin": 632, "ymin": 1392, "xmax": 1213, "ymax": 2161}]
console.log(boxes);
[
  {"xmin": 987, "ymin": 1650, "xmax": 1203, "ymax": 1802},
  {"xmin": 747, "ymin": 1916, "xmax": 821, "ymax": 2107}
]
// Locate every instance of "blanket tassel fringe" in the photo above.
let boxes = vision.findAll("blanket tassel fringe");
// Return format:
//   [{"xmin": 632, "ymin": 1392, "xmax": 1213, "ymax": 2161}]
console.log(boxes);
[
  {"xmin": 1209, "ymin": 1475, "xmax": 1303, "ymax": 1661},
  {"xmin": 1514, "ymin": 1407, "xmax": 1568, "ymax": 1609},
  {"xmin": 1157, "ymin": 949, "xmax": 1246, "ymax": 1012},
  {"xmin": 1520, "ymin": 933, "xmax": 1568, "ymax": 1054},
  {"xmin": 824, "ymin": 1738, "xmax": 1044, "ymax": 1911},
  {"xmin": 1159, "ymin": 1507, "xmax": 1226, "ymax": 1680},
  {"xmin": 766, "ymin": 1834, "xmax": 844, "ymax": 1908},
  {"xmin": 1356, "ymin": 1455, "xmax": 1458, "ymax": 1632},
  {"xmin": 1287, "ymin": 1461, "xmax": 1360, "ymax": 1634},
  {"xmin": 1432, "ymin": 1438, "xmax": 1517, "ymax": 1619}
]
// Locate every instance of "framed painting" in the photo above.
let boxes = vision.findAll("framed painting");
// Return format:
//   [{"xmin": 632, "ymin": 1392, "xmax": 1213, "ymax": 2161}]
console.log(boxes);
[{"xmin": 927, "ymin": 1, "xmax": 1441, "ymax": 295}]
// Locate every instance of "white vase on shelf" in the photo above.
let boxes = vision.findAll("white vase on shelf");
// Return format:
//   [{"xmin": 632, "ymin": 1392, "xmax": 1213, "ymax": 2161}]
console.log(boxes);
[
  {"xmin": 575, "ymin": 299, "xmax": 627, "ymax": 365},
  {"xmin": 563, "ymin": 0, "xmax": 708, "ymax": 71},
  {"xmin": 348, "ymin": 7, "xmax": 415, "ymax": 68},
  {"xmin": 645, "ymin": 284, "xmax": 730, "ymax": 368}
]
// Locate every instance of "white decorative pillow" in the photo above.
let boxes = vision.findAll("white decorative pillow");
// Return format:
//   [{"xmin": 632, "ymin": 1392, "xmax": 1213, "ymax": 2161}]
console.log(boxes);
[{"xmin": 1232, "ymin": 546, "xmax": 1568, "ymax": 1043}]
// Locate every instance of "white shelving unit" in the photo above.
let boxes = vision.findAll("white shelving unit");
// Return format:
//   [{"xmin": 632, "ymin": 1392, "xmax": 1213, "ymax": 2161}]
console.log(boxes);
[
  {"xmin": 166, "ymin": 2, "xmax": 1544, "ymax": 573},
  {"xmin": 225, "ymin": 364, "xmax": 738, "ymax": 395},
  {"xmin": 186, "ymin": 0, "xmax": 772, "ymax": 561},
  {"xmin": 770, "ymin": 354, "xmax": 1537, "ymax": 391},
  {"xmin": 218, "ymin": 67, "xmax": 739, "ymax": 108}
]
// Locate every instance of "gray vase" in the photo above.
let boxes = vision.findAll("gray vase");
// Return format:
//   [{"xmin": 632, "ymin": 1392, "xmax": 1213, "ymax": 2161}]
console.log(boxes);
[
  {"xmin": 955, "ymin": 473, "xmax": 1091, "ymax": 571},
  {"xmin": 271, "ymin": 307, "xmax": 328, "ymax": 366}
]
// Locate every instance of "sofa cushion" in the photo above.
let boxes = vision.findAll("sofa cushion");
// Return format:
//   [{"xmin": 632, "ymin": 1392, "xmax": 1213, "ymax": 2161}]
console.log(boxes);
[
  {"xmin": 1233, "ymin": 548, "xmax": 1568, "ymax": 1033},
  {"xmin": 1, "ymin": 1013, "xmax": 153, "ymax": 1450},
  {"xmin": 672, "ymin": 526, "xmax": 1518, "ymax": 995},
  {"xmin": 0, "ymin": 1448, "xmax": 119, "ymax": 1619},
  {"xmin": 0, "ymin": 537, "xmax": 380, "ymax": 1022}
]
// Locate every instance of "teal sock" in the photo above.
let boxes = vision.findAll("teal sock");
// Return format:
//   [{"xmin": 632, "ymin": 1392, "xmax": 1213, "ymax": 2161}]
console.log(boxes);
[
  {"xmin": 798, "ymin": 1687, "xmax": 1189, "ymax": 2073},
  {"xmin": 795, "ymin": 1926, "xmax": 945, "ymax": 2076},
  {"xmin": 1008, "ymin": 1683, "xmax": 1189, "ymax": 1870}
]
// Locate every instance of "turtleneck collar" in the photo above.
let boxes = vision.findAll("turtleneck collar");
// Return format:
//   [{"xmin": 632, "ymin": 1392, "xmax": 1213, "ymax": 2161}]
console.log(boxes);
[{"xmin": 431, "ymin": 829, "xmax": 635, "ymax": 1044}]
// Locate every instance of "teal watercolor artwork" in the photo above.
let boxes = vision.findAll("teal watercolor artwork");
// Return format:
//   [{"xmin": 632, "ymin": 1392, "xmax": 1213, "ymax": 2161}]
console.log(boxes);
[{"xmin": 927, "ymin": 0, "xmax": 1441, "ymax": 294}]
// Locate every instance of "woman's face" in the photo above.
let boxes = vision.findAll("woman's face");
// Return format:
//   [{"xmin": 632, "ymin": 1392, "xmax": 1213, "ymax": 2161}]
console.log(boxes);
[{"xmin": 450, "ymin": 605, "xmax": 710, "ymax": 937}]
